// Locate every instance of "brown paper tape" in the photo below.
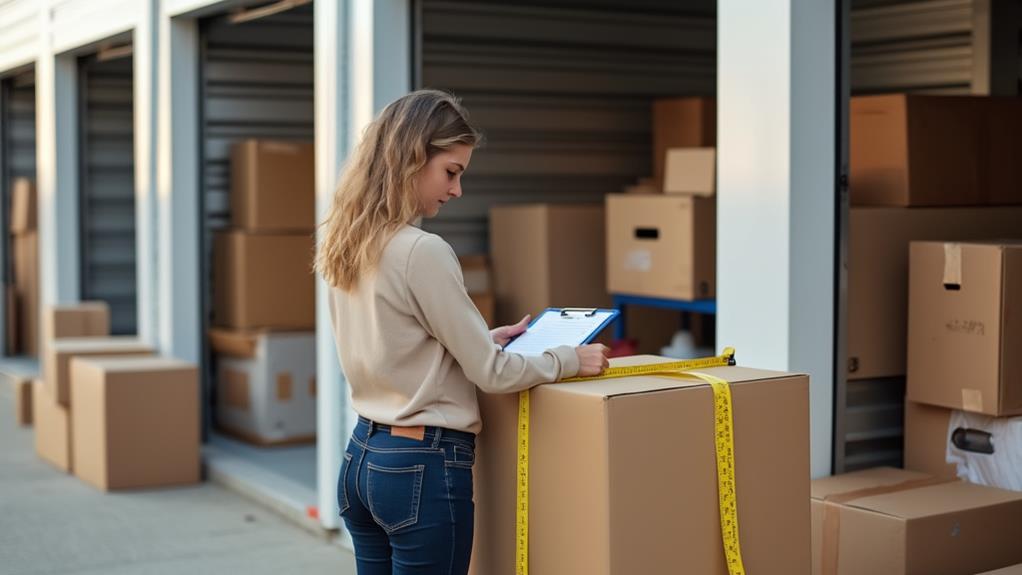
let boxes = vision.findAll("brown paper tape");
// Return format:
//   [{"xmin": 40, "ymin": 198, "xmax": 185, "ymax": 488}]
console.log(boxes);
[
  {"xmin": 820, "ymin": 476, "xmax": 953, "ymax": 575},
  {"xmin": 961, "ymin": 388, "xmax": 984, "ymax": 413},
  {"xmin": 943, "ymin": 243, "xmax": 962, "ymax": 287},
  {"xmin": 224, "ymin": 369, "xmax": 250, "ymax": 410},
  {"xmin": 276, "ymin": 373, "xmax": 293, "ymax": 401}
]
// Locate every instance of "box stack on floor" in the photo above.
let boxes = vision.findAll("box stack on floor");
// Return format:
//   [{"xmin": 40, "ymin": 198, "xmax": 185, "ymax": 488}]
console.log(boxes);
[
  {"xmin": 811, "ymin": 94, "xmax": 1022, "ymax": 575},
  {"xmin": 8, "ymin": 177, "xmax": 38, "ymax": 357},
  {"xmin": 210, "ymin": 139, "xmax": 317, "ymax": 446},
  {"xmin": 32, "ymin": 302, "xmax": 201, "ymax": 491},
  {"xmin": 458, "ymin": 255, "xmax": 495, "ymax": 327}
]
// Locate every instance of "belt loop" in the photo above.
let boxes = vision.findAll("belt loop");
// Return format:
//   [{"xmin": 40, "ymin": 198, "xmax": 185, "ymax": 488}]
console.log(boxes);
[
  {"xmin": 432, "ymin": 427, "xmax": 442, "ymax": 448},
  {"xmin": 367, "ymin": 420, "xmax": 375, "ymax": 438}
]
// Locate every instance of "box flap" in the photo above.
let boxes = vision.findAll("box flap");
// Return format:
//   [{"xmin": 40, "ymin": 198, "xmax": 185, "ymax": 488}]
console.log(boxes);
[
  {"xmin": 208, "ymin": 328, "xmax": 259, "ymax": 358},
  {"xmin": 811, "ymin": 467, "xmax": 929, "ymax": 501}
]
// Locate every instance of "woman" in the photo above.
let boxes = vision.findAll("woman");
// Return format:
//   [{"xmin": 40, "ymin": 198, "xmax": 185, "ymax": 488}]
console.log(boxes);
[{"xmin": 315, "ymin": 89, "xmax": 609, "ymax": 574}]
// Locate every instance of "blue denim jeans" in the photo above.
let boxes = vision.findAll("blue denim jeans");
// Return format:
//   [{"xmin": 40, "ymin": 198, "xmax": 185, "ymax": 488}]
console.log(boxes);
[{"xmin": 339, "ymin": 416, "xmax": 476, "ymax": 574}]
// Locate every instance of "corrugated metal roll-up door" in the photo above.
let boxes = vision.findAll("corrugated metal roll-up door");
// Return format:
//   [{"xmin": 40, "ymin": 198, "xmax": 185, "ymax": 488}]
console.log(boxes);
[
  {"xmin": 79, "ymin": 53, "xmax": 137, "ymax": 335},
  {"xmin": 1, "ymin": 71, "xmax": 36, "ymax": 291},
  {"xmin": 198, "ymin": 4, "xmax": 314, "ymax": 428},
  {"xmin": 418, "ymin": 0, "xmax": 716, "ymax": 255}
]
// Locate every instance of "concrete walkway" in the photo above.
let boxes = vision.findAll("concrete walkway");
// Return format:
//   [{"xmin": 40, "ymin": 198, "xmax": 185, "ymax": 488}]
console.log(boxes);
[{"xmin": 0, "ymin": 381, "xmax": 356, "ymax": 575}]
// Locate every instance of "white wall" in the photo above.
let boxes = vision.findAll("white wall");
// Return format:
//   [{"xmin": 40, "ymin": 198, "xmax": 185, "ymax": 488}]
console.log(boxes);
[{"xmin": 717, "ymin": 0, "xmax": 836, "ymax": 478}]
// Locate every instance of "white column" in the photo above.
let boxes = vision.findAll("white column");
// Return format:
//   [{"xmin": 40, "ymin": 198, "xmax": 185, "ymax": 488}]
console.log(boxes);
[
  {"xmin": 155, "ymin": 12, "xmax": 200, "ymax": 363},
  {"xmin": 36, "ymin": 7, "xmax": 80, "ymax": 326},
  {"xmin": 315, "ymin": 0, "xmax": 411, "ymax": 534},
  {"xmin": 134, "ymin": 0, "xmax": 159, "ymax": 346},
  {"xmin": 717, "ymin": 0, "xmax": 836, "ymax": 477}
]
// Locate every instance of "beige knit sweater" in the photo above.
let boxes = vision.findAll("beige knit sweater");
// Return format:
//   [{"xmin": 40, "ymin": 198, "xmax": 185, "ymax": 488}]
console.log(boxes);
[{"xmin": 327, "ymin": 225, "xmax": 580, "ymax": 434}]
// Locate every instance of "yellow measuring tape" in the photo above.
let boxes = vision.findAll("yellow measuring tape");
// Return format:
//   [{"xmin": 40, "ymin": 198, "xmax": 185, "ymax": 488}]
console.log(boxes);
[{"xmin": 515, "ymin": 347, "xmax": 745, "ymax": 575}]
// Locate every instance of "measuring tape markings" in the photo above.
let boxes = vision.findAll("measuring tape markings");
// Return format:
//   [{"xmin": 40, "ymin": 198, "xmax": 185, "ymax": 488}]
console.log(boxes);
[{"xmin": 514, "ymin": 347, "xmax": 746, "ymax": 575}]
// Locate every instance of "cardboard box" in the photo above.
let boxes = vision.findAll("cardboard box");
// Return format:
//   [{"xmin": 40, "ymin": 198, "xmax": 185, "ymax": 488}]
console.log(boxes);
[
  {"xmin": 10, "ymin": 177, "xmax": 36, "ymax": 234},
  {"xmin": 469, "ymin": 292, "xmax": 495, "ymax": 327},
  {"xmin": 70, "ymin": 356, "xmax": 200, "ymax": 490},
  {"xmin": 663, "ymin": 147, "xmax": 715, "ymax": 195},
  {"xmin": 489, "ymin": 204, "xmax": 611, "ymax": 327},
  {"xmin": 850, "ymin": 94, "xmax": 1022, "ymax": 207},
  {"xmin": 212, "ymin": 329, "xmax": 316, "ymax": 445},
  {"xmin": 213, "ymin": 231, "xmax": 315, "ymax": 330},
  {"xmin": 606, "ymin": 193, "xmax": 716, "ymax": 300},
  {"xmin": 652, "ymin": 97, "xmax": 715, "ymax": 186},
  {"xmin": 43, "ymin": 337, "xmax": 155, "ymax": 406},
  {"xmin": 231, "ymin": 139, "xmax": 314, "ymax": 232},
  {"xmin": 906, "ymin": 242, "xmax": 1022, "ymax": 415},
  {"xmin": 458, "ymin": 254, "xmax": 491, "ymax": 294},
  {"xmin": 979, "ymin": 564, "xmax": 1022, "ymax": 575},
  {"xmin": 847, "ymin": 206, "xmax": 1022, "ymax": 380},
  {"xmin": 32, "ymin": 379, "xmax": 71, "ymax": 472},
  {"xmin": 471, "ymin": 358, "xmax": 810, "ymax": 575},
  {"xmin": 811, "ymin": 467, "xmax": 1022, "ymax": 575},
  {"xmin": 42, "ymin": 302, "xmax": 111, "ymax": 346},
  {"xmin": 14, "ymin": 376, "xmax": 32, "ymax": 425},
  {"xmin": 13, "ymin": 231, "xmax": 39, "ymax": 357},
  {"xmin": 903, "ymin": 401, "xmax": 957, "ymax": 479}
]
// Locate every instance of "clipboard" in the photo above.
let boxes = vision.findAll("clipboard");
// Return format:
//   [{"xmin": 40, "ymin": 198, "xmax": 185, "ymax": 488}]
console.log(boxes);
[{"xmin": 502, "ymin": 307, "xmax": 620, "ymax": 356}]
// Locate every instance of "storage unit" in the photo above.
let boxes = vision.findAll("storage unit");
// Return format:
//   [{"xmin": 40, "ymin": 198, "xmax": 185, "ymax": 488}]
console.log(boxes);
[{"xmin": 78, "ymin": 49, "xmax": 137, "ymax": 336}]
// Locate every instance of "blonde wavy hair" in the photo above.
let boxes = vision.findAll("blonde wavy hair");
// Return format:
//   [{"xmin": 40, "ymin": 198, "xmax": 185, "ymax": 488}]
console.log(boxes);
[{"xmin": 315, "ymin": 90, "xmax": 481, "ymax": 291}]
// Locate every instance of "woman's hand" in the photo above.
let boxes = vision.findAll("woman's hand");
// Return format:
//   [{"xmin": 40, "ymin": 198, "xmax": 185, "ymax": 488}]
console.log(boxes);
[
  {"xmin": 574, "ymin": 343, "xmax": 610, "ymax": 377},
  {"xmin": 491, "ymin": 315, "xmax": 531, "ymax": 347}
]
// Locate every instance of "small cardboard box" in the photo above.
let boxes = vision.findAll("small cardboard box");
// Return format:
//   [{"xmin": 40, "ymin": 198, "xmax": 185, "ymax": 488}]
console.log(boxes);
[
  {"xmin": 652, "ymin": 97, "xmax": 715, "ymax": 187},
  {"xmin": 43, "ymin": 337, "xmax": 155, "ymax": 406},
  {"xmin": 663, "ymin": 147, "xmax": 715, "ymax": 195},
  {"xmin": 32, "ymin": 379, "xmax": 71, "ymax": 472},
  {"xmin": 231, "ymin": 139, "xmax": 315, "ymax": 232},
  {"xmin": 471, "ymin": 358, "xmax": 810, "ymax": 575},
  {"xmin": 907, "ymin": 242, "xmax": 1022, "ymax": 416},
  {"xmin": 850, "ymin": 95, "xmax": 1022, "ymax": 207},
  {"xmin": 13, "ymin": 376, "xmax": 32, "ymax": 426},
  {"xmin": 903, "ymin": 400, "xmax": 957, "ymax": 479},
  {"xmin": 10, "ymin": 177, "xmax": 37, "ymax": 234},
  {"xmin": 811, "ymin": 467, "xmax": 1022, "ymax": 575},
  {"xmin": 43, "ymin": 302, "xmax": 111, "ymax": 346},
  {"xmin": 13, "ymin": 231, "xmax": 39, "ymax": 356},
  {"xmin": 211, "ymin": 329, "xmax": 316, "ymax": 445},
  {"xmin": 847, "ymin": 206, "xmax": 1022, "ymax": 380},
  {"xmin": 606, "ymin": 193, "xmax": 715, "ymax": 300},
  {"xmin": 70, "ymin": 356, "xmax": 200, "ymax": 491},
  {"xmin": 213, "ymin": 231, "xmax": 315, "ymax": 330},
  {"xmin": 458, "ymin": 254, "xmax": 491, "ymax": 294},
  {"xmin": 489, "ymin": 204, "xmax": 610, "ymax": 327}
]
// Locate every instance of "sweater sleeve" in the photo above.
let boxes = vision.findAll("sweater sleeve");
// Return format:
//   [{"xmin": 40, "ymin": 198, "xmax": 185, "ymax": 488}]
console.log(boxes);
[{"xmin": 404, "ymin": 234, "xmax": 580, "ymax": 393}]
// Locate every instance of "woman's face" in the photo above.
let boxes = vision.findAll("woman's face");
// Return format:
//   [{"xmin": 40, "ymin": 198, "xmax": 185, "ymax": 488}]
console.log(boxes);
[{"xmin": 414, "ymin": 144, "xmax": 473, "ymax": 218}]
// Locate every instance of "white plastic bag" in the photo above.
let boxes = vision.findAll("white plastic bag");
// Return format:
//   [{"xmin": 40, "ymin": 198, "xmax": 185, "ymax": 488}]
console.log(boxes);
[{"xmin": 946, "ymin": 410, "xmax": 1022, "ymax": 492}]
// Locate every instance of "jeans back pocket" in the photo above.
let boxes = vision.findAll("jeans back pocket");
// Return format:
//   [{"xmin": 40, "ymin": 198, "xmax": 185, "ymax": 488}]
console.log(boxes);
[
  {"xmin": 366, "ymin": 462, "xmax": 425, "ymax": 533},
  {"xmin": 337, "ymin": 452, "xmax": 353, "ymax": 516}
]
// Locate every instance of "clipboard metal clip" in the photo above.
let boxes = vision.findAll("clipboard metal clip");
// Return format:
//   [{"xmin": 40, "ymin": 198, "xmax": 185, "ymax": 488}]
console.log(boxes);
[{"xmin": 560, "ymin": 307, "xmax": 598, "ymax": 317}]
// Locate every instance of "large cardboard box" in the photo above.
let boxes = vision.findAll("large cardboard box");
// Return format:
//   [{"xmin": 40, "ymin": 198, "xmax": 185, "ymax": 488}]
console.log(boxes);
[
  {"xmin": 71, "ymin": 356, "xmax": 200, "ymax": 490},
  {"xmin": 903, "ymin": 400, "xmax": 957, "ymax": 479},
  {"xmin": 606, "ymin": 193, "xmax": 715, "ymax": 300},
  {"xmin": 11, "ymin": 177, "xmax": 37, "ymax": 234},
  {"xmin": 811, "ymin": 467, "xmax": 1022, "ymax": 575},
  {"xmin": 652, "ymin": 97, "xmax": 715, "ymax": 186},
  {"xmin": 489, "ymin": 204, "xmax": 611, "ymax": 327},
  {"xmin": 43, "ymin": 337, "xmax": 155, "ymax": 406},
  {"xmin": 850, "ymin": 95, "xmax": 1022, "ymax": 206},
  {"xmin": 231, "ymin": 139, "xmax": 314, "ymax": 232},
  {"xmin": 43, "ymin": 302, "xmax": 111, "ymax": 346},
  {"xmin": 32, "ymin": 379, "xmax": 71, "ymax": 472},
  {"xmin": 471, "ymin": 358, "xmax": 811, "ymax": 575},
  {"xmin": 13, "ymin": 231, "xmax": 39, "ymax": 356},
  {"xmin": 211, "ymin": 328, "xmax": 316, "ymax": 445},
  {"xmin": 847, "ymin": 206, "xmax": 1022, "ymax": 380},
  {"xmin": 13, "ymin": 376, "xmax": 32, "ymax": 426},
  {"xmin": 663, "ymin": 147, "xmax": 715, "ymax": 195},
  {"xmin": 213, "ymin": 231, "xmax": 315, "ymax": 330},
  {"xmin": 906, "ymin": 242, "xmax": 1022, "ymax": 415}
]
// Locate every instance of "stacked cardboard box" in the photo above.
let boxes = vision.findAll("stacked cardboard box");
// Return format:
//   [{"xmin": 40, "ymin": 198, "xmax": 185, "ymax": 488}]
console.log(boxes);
[
  {"xmin": 471, "ymin": 356, "xmax": 811, "ymax": 574},
  {"xmin": 9, "ymin": 178, "xmax": 39, "ymax": 356},
  {"xmin": 211, "ymin": 139, "xmax": 316, "ymax": 444},
  {"xmin": 209, "ymin": 328, "xmax": 316, "ymax": 445},
  {"xmin": 458, "ymin": 255, "xmax": 495, "ymax": 327},
  {"xmin": 902, "ymin": 241, "xmax": 1022, "ymax": 491},
  {"xmin": 810, "ymin": 467, "xmax": 1022, "ymax": 575}
]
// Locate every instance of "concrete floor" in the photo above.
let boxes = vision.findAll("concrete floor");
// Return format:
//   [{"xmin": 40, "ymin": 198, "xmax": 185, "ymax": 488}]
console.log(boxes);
[{"xmin": 0, "ymin": 380, "xmax": 357, "ymax": 575}]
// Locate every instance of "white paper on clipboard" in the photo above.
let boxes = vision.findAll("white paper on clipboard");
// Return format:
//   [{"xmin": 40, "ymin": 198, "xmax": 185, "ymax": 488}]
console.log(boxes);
[{"xmin": 503, "ymin": 309, "xmax": 616, "ymax": 356}]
